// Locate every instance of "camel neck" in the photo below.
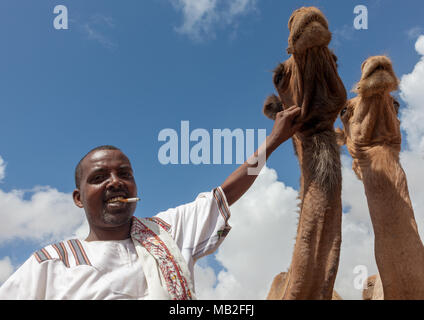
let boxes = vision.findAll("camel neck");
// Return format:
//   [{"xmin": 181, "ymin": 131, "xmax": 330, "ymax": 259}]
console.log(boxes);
[
  {"xmin": 360, "ymin": 148, "xmax": 424, "ymax": 299},
  {"xmin": 283, "ymin": 131, "xmax": 342, "ymax": 299}
]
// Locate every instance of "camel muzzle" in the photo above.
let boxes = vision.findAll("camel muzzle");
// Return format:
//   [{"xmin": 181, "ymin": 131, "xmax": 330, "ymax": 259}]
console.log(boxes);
[{"xmin": 287, "ymin": 8, "xmax": 331, "ymax": 54}]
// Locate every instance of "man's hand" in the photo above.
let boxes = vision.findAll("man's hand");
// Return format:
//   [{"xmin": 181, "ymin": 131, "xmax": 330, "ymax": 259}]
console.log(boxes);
[
  {"xmin": 267, "ymin": 105, "xmax": 301, "ymax": 152},
  {"xmin": 220, "ymin": 105, "xmax": 301, "ymax": 207}
]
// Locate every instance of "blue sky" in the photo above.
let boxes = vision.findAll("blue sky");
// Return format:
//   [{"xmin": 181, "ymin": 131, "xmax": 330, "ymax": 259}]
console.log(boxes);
[{"xmin": 1, "ymin": 0, "xmax": 424, "ymax": 297}]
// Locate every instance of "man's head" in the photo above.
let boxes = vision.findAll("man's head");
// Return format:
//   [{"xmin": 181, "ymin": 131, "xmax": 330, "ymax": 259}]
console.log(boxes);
[{"xmin": 73, "ymin": 146, "xmax": 138, "ymax": 237}]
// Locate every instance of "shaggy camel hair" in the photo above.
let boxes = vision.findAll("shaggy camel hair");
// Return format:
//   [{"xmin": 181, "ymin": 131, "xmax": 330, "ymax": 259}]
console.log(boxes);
[
  {"xmin": 263, "ymin": 6, "xmax": 347, "ymax": 300},
  {"xmin": 337, "ymin": 55, "xmax": 424, "ymax": 299}
]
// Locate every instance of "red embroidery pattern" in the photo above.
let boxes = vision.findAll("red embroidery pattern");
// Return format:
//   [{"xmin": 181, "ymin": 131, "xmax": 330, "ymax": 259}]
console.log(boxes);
[
  {"xmin": 146, "ymin": 217, "xmax": 171, "ymax": 232},
  {"xmin": 131, "ymin": 217, "xmax": 192, "ymax": 300}
]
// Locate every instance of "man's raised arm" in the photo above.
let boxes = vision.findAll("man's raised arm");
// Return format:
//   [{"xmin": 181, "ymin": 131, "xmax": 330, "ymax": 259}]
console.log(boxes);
[{"xmin": 221, "ymin": 105, "xmax": 301, "ymax": 206}]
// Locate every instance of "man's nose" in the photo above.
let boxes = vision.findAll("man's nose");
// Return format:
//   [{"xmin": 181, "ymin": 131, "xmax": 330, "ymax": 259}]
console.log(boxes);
[{"xmin": 107, "ymin": 172, "xmax": 124, "ymax": 189}]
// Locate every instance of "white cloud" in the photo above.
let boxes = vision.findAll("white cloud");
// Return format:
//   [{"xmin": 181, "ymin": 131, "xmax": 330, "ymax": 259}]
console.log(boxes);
[
  {"xmin": 397, "ymin": 34, "xmax": 424, "ymax": 258},
  {"xmin": 195, "ymin": 166, "xmax": 300, "ymax": 299},
  {"xmin": 400, "ymin": 35, "xmax": 424, "ymax": 154},
  {"xmin": 171, "ymin": 0, "xmax": 256, "ymax": 40},
  {"xmin": 407, "ymin": 27, "xmax": 424, "ymax": 40},
  {"xmin": 0, "ymin": 156, "xmax": 6, "ymax": 182},
  {"xmin": 335, "ymin": 155, "xmax": 377, "ymax": 299},
  {"xmin": 400, "ymin": 151, "xmax": 424, "ymax": 235},
  {"xmin": 332, "ymin": 24, "xmax": 355, "ymax": 48},
  {"xmin": 192, "ymin": 161, "xmax": 379, "ymax": 300},
  {"xmin": 0, "ymin": 185, "xmax": 86, "ymax": 245},
  {"xmin": 192, "ymin": 151, "xmax": 424, "ymax": 300},
  {"xmin": 81, "ymin": 14, "xmax": 117, "ymax": 49},
  {"xmin": 0, "ymin": 257, "xmax": 14, "ymax": 284}
]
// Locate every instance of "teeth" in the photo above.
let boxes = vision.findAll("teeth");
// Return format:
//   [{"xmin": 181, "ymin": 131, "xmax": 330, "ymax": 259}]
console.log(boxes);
[{"xmin": 107, "ymin": 196, "xmax": 125, "ymax": 203}]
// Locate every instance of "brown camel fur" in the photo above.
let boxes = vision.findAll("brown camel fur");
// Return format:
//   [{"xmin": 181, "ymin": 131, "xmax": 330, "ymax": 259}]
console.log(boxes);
[
  {"xmin": 263, "ymin": 7, "xmax": 347, "ymax": 300},
  {"xmin": 267, "ymin": 272, "xmax": 342, "ymax": 300},
  {"xmin": 362, "ymin": 274, "xmax": 383, "ymax": 300},
  {"xmin": 337, "ymin": 55, "xmax": 424, "ymax": 299}
]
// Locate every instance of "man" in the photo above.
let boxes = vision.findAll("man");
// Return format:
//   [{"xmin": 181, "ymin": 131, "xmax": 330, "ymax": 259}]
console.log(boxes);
[{"xmin": 0, "ymin": 106, "xmax": 301, "ymax": 299}]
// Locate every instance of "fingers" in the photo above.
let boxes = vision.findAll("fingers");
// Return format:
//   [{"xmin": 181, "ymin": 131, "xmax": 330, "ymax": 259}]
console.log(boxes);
[
  {"xmin": 275, "ymin": 105, "xmax": 301, "ymax": 119},
  {"xmin": 285, "ymin": 105, "xmax": 301, "ymax": 116},
  {"xmin": 285, "ymin": 105, "xmax": 299, "ymax": 112}
]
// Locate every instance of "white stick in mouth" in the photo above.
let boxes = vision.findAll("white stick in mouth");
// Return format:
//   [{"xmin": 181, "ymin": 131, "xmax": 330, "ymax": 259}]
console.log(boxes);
[{"xmin": 118, "ymin": 197, "xmax": 140, "ymax": 203}]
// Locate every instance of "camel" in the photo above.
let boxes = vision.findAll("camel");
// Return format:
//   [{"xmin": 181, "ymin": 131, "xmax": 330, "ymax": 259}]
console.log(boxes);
[
  {"xmin": 336, "ymin": 55, "xmax": 424, "ymax": 299},
  {"xmin": 267, "ymin": 272, "xmax": 343, "ymax": 300},
  {"xmin": 362, "ymin": 274, "xmax": 383, "ymax": 300},
  {"xmin": 263, "ymin": 7, "xmax": 347, "ymax": 299}
]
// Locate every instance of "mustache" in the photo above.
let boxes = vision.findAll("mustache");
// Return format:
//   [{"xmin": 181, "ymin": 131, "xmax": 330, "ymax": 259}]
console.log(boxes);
[{"xmin": 103, "ymin": 187, "xmax": 130, "ymax": 201}]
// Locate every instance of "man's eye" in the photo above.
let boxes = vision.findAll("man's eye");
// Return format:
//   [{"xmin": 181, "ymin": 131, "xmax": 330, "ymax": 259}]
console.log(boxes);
[
  {"xmin": 90, "ymin": 175, "xmax": 106, "ymax": 183},
  {"xmin": 120, "ymin": 172, "xmax": 133, "ymax": 179}
]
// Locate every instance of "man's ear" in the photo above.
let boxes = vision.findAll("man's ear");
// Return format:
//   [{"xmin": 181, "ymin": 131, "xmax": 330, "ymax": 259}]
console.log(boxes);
[
  {"xmin": 73, "ymin": 189, "xmax": 84, "ymax": 208},
  {"xmin": 335, "ymin": 127, "xmax": 346, "ymax": 147},
  {"xmin": 263, "ymin": 94, "xmax": 283, "ymax": 120}
]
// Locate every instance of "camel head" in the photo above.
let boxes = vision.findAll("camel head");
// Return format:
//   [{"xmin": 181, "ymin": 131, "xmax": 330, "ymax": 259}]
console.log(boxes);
[
  {"xmin": 354, "ymin": 55, "xmax": 399, "ymax": 97},
  {"xmin": 287, "ymin": 6, "xmax": 331, "ymax": 54},
  {"xmin": 335, "ymin": 56, "xmax": 401, "ymax": 179},
  {"xmin": 263, "ymin": 6, "xmax": 347, "ymax": 134}
]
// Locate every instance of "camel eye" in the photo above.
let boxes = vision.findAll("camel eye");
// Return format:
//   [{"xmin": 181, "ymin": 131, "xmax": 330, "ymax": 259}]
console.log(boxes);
[
  {"xmin": 340, "ymin": 107, "xmax": 347, "ymax": 117},
  {"xmin": 331, "ymin": 53, "xmax": 338, "ymax": 67},
  {"xmin": 274, "ymin": 72, "xmax": 283, "ymax": 85}
]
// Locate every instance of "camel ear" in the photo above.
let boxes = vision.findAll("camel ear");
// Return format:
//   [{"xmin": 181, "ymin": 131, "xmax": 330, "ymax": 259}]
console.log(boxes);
[
  {"xmin": 392, "ymin": 96, "xmax": 400, "ymax": 115},
  {"xmin": 335, "ymin": 127, "xmax": 346, "ymax": 146},
  {"xmin": 263, "ymin": 94, "xmax": 283, "ymax": 120},
  {"xmin": 330, "ymin": 49, "xmax": 338, "ymax": 68}
]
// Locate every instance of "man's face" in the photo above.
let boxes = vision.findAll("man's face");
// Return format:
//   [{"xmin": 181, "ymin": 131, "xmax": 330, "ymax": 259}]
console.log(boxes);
[{"xmin": 73, "ymin": 149, "xmax": 138, "ymax": 231}]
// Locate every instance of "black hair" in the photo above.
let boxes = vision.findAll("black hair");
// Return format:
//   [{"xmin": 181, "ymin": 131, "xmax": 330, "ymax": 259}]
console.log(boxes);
[{"xmin": 74, "ymin": 145, "xmax": 121, "ymax": 189}]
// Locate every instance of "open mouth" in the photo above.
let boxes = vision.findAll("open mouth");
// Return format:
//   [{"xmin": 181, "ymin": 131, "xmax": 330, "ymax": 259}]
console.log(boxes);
[
  {"xmin": 104, "ymin": 191, "xmax": 129, "ymax": 204},
  {"xmin": 107, "ymin": 196, "xmax": 126, "ymax": 204}
]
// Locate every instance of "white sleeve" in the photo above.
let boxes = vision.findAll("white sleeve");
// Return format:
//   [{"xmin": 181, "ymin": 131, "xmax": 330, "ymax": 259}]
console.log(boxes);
[
  {"xmin": 155, "ymin": 187, "xmax": 231, "ymax": 263},
  {"xmin": 0, "ymin": 255, "xmax": 47, "ymax": 300}
]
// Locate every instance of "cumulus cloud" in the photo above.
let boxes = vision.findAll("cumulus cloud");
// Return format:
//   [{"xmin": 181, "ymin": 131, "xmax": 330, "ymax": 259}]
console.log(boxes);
[
  {"xmin": 0, "ymin": 156, "xmax": 6, "ymax": 182},
  {"xmin": 399, "ymin": 33, "xmax": 424, "ymax": 236},
  {"xmin": 0, "ymin": 185, "xmax": 86, "ymax": 245},
  {"xmin": 0, "ymin": 257, "xmax": 13, "ymax": 284},
  {"xmin": 171, "ymin": 0, "xmax": 256, "ymax": 40},
  {"xmin": 407, "ymin": 27, "xmax": 424, "ymax": 40},
  {"xmin": 81, "ymin": 14, "xmax": 117, "ymax": 49},
  {"xmin": 195, "ymin": 166, "xmax": 300, "ymax": 299},
  {"xmin": 335, "ymin": 155, "xmax": 377, "ymax": 299},
  {"xmin": 332, "ymin": 24, "xmax": 356, "ymax": 49},
  {"xmin": 193, "ymin": 161, "xmax": 377, "ymax": 300},
  {"xmin": 400, "ymin": 35, "xmax": 424, "ymax": 154}
]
